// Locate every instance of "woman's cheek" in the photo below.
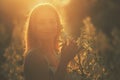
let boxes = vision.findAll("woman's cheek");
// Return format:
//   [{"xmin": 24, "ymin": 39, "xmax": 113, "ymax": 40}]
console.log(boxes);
[{"xmin": 53, "ymin": 26, "xmax": 58, "ymax": 35}]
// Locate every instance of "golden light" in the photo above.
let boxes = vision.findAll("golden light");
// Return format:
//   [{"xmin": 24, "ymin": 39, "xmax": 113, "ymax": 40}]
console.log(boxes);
[
  {"xmin": 36, "ymin": 0, "xmax": 70, "ymax": 6},
  {"xmin": 52, "ymin": 0, "xmax": 70, "ymax": 6}
]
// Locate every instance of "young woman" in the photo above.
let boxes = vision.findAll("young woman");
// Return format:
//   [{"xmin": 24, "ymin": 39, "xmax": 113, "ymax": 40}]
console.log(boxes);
[{"xmin": 23, "ymin": 3, "xmax": 80, "ymax": 80}]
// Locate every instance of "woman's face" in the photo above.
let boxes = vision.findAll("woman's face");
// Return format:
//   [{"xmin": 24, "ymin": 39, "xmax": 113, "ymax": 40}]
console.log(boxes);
[{"xmin": 33, "ymin": 9, "xmax": 58, "ymax": 40}]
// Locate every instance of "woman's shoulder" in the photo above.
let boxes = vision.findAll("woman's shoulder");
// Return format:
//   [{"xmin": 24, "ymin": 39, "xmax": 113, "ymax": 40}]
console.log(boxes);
[
  {"xmin": 27, "ymin": 49, "xmax": 44, "ymax": 57},
  {"xmin": 23, "ymin": 49, "xmax": 49, "ymax": 80},
  {"xmin": 24, "ymin": 49, "xmax": 47, "ymax": 64}
]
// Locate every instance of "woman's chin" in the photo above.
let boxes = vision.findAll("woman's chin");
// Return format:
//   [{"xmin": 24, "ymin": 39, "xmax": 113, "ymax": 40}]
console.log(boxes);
[
  {"xmin": 39, "ymin": 33, "xmax": 56, "ymax": 39},
  {"xmin": 40, "ymin": 35, "xmax": 56, "ymax": 40}
]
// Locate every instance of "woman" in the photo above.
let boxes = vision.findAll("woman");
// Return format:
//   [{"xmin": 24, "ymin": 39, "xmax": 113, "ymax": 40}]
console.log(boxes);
[{"xmin": 24, "ymin": 3, "xmax": 80, "ymax": 80}]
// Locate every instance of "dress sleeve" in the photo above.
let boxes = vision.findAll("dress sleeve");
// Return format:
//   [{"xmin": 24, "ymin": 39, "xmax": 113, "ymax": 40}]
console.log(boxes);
[{"xmin": 23, "ymin": 51, "xmax": 49, "ymax": 80}]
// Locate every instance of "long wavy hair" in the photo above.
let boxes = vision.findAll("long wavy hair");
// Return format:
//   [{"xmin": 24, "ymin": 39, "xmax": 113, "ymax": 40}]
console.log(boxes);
[{"xmin": 24, "ymin": 3, "xmax": 62, "ymax": 56}]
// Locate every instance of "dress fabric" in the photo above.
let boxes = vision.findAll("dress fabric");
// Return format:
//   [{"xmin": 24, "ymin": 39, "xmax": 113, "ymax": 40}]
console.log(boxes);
[{"xmin": 23, "ymin": 49, "xmax": 60, "ymax": 80}]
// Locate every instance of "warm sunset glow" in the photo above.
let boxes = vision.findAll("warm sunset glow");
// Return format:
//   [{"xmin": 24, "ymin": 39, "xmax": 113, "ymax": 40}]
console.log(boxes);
[
  {"xmin": 35, "ymin": 0, "xmax": 70, "ymax": 6},
  {"xmin": 52, "ymin": 0, "xmax": 70, "ymax": 6},
  {"xmin": 1, "ymin": 0, "xmax": 119, "ymax": 80}
]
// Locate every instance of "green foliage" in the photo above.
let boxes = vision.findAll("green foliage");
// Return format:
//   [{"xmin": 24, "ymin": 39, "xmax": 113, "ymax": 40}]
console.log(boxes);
[
  {"xmin": 2, "ymin": 43, "xmax": 24, "ymax": 80},
  {"xmin": 65, "ymin": 17, "xmax": 105, "ymax": 80}
]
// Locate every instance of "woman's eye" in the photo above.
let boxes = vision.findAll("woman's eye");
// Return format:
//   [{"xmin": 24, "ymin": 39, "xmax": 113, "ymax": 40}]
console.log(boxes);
[
  {"xmin": 50, "ymin": 20, "xmax": 55, "ymax": 23},
  {"xmin": 39, "ymin": 22, "xmax": 45, "ymax": 25}
]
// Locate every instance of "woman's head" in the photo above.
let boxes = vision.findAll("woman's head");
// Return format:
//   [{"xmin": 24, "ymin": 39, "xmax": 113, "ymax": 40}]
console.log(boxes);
[{"xmin": 25, "ymin": 3, "xmax": 62, "ymax": 54}]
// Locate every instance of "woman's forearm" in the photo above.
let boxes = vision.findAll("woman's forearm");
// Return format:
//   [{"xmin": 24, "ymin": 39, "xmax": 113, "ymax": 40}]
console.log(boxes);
[{"xmin": 54, "ymin": 59, "xmax": 68, "ymax": 80}]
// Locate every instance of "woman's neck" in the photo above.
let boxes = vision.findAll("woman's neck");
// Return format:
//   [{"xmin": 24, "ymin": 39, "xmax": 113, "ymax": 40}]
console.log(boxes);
[
  {"xmin": 43, "ymin": 40, "xmax": 54, "ymax": 52},
  {"xmin": 30, "ymin": 38, "xmax": 59, "ymax": 67},
  {"xmin": 39, "ymin": 39, "xmax": 59, "ymax": 68}
]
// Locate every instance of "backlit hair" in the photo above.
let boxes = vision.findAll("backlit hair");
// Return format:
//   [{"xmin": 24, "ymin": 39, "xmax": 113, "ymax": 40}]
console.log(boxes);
[{"xmin": 24, "ymin": 3, "xmax": 62, "ymax": 56}]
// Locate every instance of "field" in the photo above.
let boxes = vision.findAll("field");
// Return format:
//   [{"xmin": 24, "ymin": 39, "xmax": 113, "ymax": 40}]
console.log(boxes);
[{"xmin": 0, "ymin": 0, "xmax": 120, "ymax": 80}]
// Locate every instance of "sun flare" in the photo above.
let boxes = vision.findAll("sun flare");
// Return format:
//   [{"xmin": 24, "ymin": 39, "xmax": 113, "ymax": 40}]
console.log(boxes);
[{"xmin": 37, "ymin": 0, "xmax": 70, "ymax": 6}]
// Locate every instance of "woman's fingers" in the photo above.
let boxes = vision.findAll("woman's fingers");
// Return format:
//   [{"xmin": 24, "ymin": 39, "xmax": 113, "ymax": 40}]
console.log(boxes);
[
  {"xmin": 61, "ymin": 39, "xmax": 79, "ymax": 63},
  {"xmin": 61, "ymin": 38, "xmax": 80, "ymax": 62},
  {"xmin": 68, "ymin": 39, "xmax": 79, "ymax": 51},
  {"xmin": 62, "ymin": 38, "xmax": 79, "ymax": 52}
]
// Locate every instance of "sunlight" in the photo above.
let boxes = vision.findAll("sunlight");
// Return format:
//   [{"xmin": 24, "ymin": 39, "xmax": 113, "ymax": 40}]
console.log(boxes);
[
  {"xmin": 52, "ymin": 0, "xmax": 70, "ymax": 6},
  {"xmin": 37, "ymin": 0, "xmax": 70, "ymax": 6}
]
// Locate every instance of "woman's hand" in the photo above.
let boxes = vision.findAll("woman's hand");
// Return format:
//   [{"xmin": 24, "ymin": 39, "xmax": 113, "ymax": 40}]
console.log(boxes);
[{"xmin": 60, "ymin": 39, "xmax": 80, "ymax": 65}]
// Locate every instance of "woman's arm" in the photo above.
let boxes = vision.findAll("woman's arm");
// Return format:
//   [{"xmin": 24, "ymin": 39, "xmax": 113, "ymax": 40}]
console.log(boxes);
[
  {"xmin": 55, "ymin": 39, "xmax": 80, "ymax": 80},
  {"xmin": 54, "ymin": 59, "xmax": 68, "ymax": 80}
]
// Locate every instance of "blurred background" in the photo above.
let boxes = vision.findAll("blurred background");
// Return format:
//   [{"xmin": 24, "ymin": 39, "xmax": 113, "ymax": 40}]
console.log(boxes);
[{"xmin": 0, "ymin": 0, "xmax": 120, "ymax": 80}]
